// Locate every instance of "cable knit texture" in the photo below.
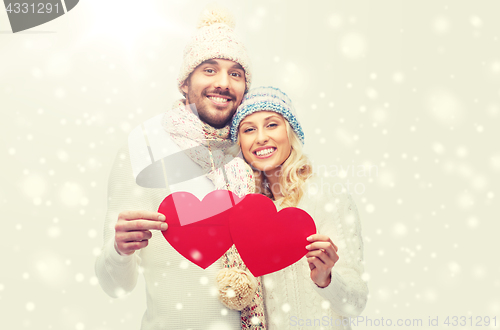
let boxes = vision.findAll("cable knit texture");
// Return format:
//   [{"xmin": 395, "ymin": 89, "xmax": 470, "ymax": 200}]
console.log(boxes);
[
  {"xmin": 230, "ymin": 87, "xmax": 304, "ymax": 144},
  {"xmin": 263, "ymin": 175, "xmax": 369, "ymax": 330}
]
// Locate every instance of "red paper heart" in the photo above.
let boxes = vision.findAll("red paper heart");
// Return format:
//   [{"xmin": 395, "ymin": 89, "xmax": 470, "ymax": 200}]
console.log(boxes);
[
  {"xmin": 229, "ymin": 194, "xmax": 316, "ymax": 277},
  {"xmin": 158, "ymin": 190, "xmax": 243, "ymax": 269}
]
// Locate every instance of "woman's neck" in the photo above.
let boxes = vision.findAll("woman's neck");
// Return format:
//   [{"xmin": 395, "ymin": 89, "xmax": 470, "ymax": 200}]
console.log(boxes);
[{"xmin": 265, "ymin": 167, "xmax": 283, "ymax": 199}]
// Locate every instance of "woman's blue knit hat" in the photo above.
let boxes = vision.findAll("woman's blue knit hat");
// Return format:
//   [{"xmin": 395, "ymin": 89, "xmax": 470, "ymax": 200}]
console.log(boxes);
[{"xmin": 230, "ymin": 86, "xmax": 305, "ymax": 144}]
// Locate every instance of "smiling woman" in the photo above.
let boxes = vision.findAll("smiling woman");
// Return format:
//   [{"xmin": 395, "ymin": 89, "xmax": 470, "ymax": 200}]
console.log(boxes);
[
  {"xmin": 239, "ymin": 111, "xmax": 292, "ymax": 175},
  {"xmin": 231, "ymin": 86, "xmax": 308, "ymax": 206},
  {"xmin": 228, "ymin": 86, "xmax": 369, "ymax": 330}
]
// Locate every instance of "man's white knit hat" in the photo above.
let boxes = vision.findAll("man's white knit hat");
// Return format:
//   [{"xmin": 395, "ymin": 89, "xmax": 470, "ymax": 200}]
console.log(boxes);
[{"xmin": 177, "ymin": 5, "xmax": 252, "ymax": 96}]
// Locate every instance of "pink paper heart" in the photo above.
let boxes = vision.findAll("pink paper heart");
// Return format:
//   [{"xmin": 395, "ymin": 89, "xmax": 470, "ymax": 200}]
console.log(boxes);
[
  {"xmin": 159, "ymin": 190, "xmax": 243, "ymax": 269},
  {"xmin": 229, "ymin": 194, "xmax": 316, "ymax": 277}
]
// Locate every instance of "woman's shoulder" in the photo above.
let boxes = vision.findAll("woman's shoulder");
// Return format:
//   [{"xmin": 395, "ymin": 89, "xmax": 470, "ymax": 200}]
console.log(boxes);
[{"xmin": 299, "ymin": 175, "xmax": 361, "ymax": 231}]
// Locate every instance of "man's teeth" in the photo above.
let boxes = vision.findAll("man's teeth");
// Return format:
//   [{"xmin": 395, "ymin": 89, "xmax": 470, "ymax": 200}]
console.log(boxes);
[
  {"xmin": 256, "ymin": 148, "xmax": 275, "ymax": 156},
  {"xmin": 208, "ymin": 96, "xmax": 229, "ymax": 103}
]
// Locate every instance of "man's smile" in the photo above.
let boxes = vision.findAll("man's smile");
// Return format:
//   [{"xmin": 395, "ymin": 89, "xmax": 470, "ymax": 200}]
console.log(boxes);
[{"xmin": 205, "ymin": 92, "xmax": 233, "ymax": 107}]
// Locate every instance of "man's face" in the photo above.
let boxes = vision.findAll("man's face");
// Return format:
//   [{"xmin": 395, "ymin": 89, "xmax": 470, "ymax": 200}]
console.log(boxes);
[{"xmin": 181, "ymin": 59, "xmax": 246, "ymax": 128}]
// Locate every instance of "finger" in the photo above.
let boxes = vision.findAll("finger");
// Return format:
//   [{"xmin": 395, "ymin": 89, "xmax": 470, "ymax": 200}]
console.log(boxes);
[
  {"xmin": 306, "ymin": 234, "xmax": 331, "ymax": 242},
  {"xmin": 306, "ymin": 251, "xmax": 325, "ymax": 264},
  {"xmin": 306, "ymin": 241, "xmax": 331, "ymax": 250},
  {"xmin": 308, "ymin": 261, "xmax": 316, "ymax": 271},
  {"xmin": 122, "ymin": 240, "xmax": 149, "ymax": 252},
  {"xmin": 306, "ymin": 250, "xmax": 333, "ymax": 266},
  {"xmin": 307, "ymin": 249, "xmax": 338, "ymax": 266},
  {"xmin": 116, "ymin": 219, "xmax": 167, "ymax": 232},
  {"xmin": 118, "ymin": 210, "xmax": 166, "ymax": 222},
  {"xmin": 117, "ymin": 230, "xmax": 152, "ymax": 243},
  {"xmin": 307, "ymin": 256, "xmax": 325, "ymax": 270},
  {"xmin": 114, "ymin": 240, "xmax": 133, "ymax": 256},
  {"xmin": 306, "ymin": 242, "xmax": 337, "ymax": 257},
  {"xmin": 307, "ymin": 235, "xmax": 338, "ymax": 253}
]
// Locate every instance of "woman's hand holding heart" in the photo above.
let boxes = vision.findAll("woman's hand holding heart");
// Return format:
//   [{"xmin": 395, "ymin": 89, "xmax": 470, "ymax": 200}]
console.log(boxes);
[{"xmin": 306, "ymin": 234, "xmax": 339, "ymax": 288}]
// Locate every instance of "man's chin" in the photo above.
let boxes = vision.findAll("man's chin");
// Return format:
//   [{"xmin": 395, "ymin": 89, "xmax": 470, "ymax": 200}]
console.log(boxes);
[
  {"xmin": 210, "ymin": 123, "xmax": 228, "ymax": 129},
  {"xmin": 199, "ymin": 115, "xmax": 231, "ymax": 129}
]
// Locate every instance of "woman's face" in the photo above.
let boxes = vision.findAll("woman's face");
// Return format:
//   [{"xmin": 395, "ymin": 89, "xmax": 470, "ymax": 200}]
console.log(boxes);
[{"xmin": 238, "ymin": 111, "xmax": 291, "ymax": 174}]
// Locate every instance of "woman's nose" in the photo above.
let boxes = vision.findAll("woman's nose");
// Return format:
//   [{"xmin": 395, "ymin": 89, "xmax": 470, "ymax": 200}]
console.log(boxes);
[{"xmin": 256, "ymin": 129, "xmax": 269, "ymax": 144}]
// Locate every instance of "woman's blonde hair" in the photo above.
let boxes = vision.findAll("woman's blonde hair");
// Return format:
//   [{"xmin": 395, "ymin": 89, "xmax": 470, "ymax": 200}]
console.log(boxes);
[{"xmin": 233, "ymin": 120, "xmax": 313, "ymax": 207}]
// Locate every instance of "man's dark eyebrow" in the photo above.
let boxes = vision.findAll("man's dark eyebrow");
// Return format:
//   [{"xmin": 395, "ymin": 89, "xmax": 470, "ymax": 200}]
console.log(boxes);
[
  {"xmin": 231, "ymin": 63, "xmax": 244, "ymax": 71},
  {"xmin": 198, "ymin": 59, "xmax": 244, "ymax": 71},
  {"xmin": 200, "ymin": 59, "xmax": 218, "ymax": 66}
]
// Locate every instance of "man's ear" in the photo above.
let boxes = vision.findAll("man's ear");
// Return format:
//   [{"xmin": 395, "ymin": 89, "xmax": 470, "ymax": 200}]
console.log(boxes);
[{"xmin": 181, "ymin": 81, "xmax": 189, "ymax": 95}]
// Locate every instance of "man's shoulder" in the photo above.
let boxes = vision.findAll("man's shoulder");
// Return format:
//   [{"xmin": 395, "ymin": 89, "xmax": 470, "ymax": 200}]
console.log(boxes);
[{"xmin": 127, "ymin": 112, "xmax": 179, "ymax": 181}]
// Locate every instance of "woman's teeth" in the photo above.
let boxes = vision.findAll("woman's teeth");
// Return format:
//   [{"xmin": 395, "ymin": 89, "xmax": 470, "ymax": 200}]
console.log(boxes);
[
  {"xmin": 208, "ymin": 96, "xmax": 229, "ymax": 103},
  {"xmin": 256, "ymin": 148, "xmax": 275, "ymax": 156}
]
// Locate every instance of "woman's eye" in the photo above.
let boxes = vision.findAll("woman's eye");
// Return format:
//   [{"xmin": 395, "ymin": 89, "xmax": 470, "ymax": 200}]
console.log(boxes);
[
  {"xmin": 243, "ymin": 128, "xmax": 254, "ymax": 133},
  {"xmin": 268, "ymin": 123, "xmax": 278, "ymax": 128}
]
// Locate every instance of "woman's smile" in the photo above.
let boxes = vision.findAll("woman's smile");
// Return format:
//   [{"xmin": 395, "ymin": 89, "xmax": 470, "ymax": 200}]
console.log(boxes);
[{"xmin": 253, "ymin": 146, "xmax": 277, "ymax": 158}]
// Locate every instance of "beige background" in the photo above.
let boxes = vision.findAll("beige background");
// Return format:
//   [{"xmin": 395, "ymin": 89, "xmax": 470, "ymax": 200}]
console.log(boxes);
[{"xmin": 1, "ymin": 0, "xmax": 499, "ymax": 329}]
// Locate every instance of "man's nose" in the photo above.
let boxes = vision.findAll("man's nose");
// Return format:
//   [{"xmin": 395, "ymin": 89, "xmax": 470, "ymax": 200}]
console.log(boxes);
[{"xmin": 213, "ymin": 71, "xmax": 230, "ymax": 89}]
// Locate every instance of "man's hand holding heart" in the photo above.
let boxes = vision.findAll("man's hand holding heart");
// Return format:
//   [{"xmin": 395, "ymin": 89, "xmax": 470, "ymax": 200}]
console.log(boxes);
[{"xmin": 114, "ymin": 210, "xmax": 168, "ymax": 256}]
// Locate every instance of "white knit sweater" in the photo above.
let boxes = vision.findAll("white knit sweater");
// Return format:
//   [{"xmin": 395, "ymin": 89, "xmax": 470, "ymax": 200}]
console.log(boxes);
[
  {"xmin": 263, "ymin": 175, "xmax": 368, "ymax": 330},
  {"xmin": 95, "ymin": 145, "xmax": 242, "ymax": 330}
]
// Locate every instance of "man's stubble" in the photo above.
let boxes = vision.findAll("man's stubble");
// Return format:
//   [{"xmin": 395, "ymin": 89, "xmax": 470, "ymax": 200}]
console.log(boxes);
[{"xmin": 184, "ymin": 84, "xmax": 239, "ymax": 129}]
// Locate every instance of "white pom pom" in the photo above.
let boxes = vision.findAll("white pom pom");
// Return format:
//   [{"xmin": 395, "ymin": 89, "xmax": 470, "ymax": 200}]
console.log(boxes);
[{"xmin": 197, "ymin": 4, "xmax": 236, "ymax": 29}]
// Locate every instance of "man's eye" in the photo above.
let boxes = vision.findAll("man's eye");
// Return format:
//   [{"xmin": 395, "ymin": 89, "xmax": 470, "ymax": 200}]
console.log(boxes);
[
  {"xmin": 205, "ymin": 69, "xmax": 215, "ymax": 73},
  {"xmin": 231, "ymin": 72, "xmax": 242, "ymax": 77}
]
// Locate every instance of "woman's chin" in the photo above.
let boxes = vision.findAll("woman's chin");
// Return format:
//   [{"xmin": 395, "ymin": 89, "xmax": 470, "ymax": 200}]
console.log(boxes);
[{"xmin": 252, "ymin": 164, "xmax": 280, "ymax": 176}]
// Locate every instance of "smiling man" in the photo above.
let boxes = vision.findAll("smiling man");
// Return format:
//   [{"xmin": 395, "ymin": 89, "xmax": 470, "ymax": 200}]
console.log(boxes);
[
  {"xmin": 181, "ymin": 59, "xmax": 247, "ymax": 128},
  {"xmin": 95, "ymin": 6, "xmax": 265, "ymax": 330}
]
